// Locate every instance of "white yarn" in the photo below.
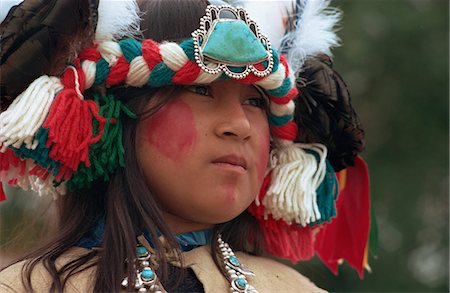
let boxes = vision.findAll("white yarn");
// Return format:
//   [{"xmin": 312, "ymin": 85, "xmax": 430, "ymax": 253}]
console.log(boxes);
[
  {"xmin": 127, "ymin": 56, "xmax": 151, "ymax": 87},
  {"xmin": 31, "ymin": 176, "xmax": 66, "ymax": 199},
  {"xmin": 282, "ymin": 0, "xmax": 341, "ymax": 73},
  {"xmin": 95, "ymin": 0, "xmax": 141, "ymax": 42},
  {"xmin": 82, "ymin": 60, "xmax": 97, "ymax": 90},
  {"xmin": 264, "ymin": 141, "xmax": 327, "ymax": 226},
  {"xmin": 0, "ymin": 153, "xmax": 64, "ymax": 198},
  {"xmin": 159, "ymin": 43, "xmax": 189, "ymax": 71},
  {"xmin": 193, "ymin": 63, "xmax": 222, "ymax": 84},
  {"xmin": 97, "ymin": 41, "xmax": 122, "ymax": 66},
  {"xmin": 255, "ymin": 63, "xmax": 286, "ymax": 90},
  {"xmin": 0, "ymin": 76, "xmax": 63, "ymax": 149},
  {"xmin": 270, "ymin": 100, "xmax": 295, "ymax": 117}
]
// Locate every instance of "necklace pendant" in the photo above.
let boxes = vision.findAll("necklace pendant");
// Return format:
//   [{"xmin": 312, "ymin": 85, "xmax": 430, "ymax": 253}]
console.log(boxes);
[
  {"xmin": 217, "ymin": 234, "xmax": 259, "ymax": 293},
  {"xmin": 122, "ymin": 244, "xmax": 164, "ymax": 293}
]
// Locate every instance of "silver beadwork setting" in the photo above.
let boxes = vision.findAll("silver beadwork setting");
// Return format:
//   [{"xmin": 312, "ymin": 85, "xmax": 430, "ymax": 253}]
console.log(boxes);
[
  {"xmin": 217, "ymin": 234, "xmax": 259, "ymax": 293},
  {"xmin": 121, "ymin": 244, "xmax": 163, "ymax": 293},
  {"xmin": 192, "ymin": 5, "xmax": 274, "ymax": 79}
]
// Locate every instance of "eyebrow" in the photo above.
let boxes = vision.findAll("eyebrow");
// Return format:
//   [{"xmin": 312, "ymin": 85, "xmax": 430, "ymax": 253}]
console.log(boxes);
[{"xmin": 253, "ymin": 85, "xmax": 269, "ymax": 101}]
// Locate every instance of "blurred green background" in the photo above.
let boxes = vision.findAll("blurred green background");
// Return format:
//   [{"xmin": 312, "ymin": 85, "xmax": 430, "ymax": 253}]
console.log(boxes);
[
  {"xmin": 0, "ymin": 0, "xmax": 448, "ymax": 292},
  {"xmin": 296, "ymin": 0, "xmax": 449, "ymax": 292}
]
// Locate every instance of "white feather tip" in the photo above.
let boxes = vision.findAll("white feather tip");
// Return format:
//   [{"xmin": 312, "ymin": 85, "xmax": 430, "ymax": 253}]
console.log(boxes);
[
  {"xmin": 95, "ymin": 0, "xmax": 142, "ymax": 42},
  {"xmin": 282, "ymin": 0, "xmax": 342, "ymax": 73}
]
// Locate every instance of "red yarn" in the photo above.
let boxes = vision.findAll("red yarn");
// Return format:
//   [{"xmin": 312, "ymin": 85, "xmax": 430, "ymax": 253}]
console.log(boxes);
[
  {"xmin": 43, "ymin": 68, "xmax": 107, "ymax": 176},
  {"xmin": 261, "ymin": 217, "xmax": 315, "ymax": 262},
  {"xmin": 106, "ymin": 56, "xmax": 130, "ymax": 86},
  {"xmin": 248, "ymin": 172, "xmax": 272, "ymax": 218},
  {"xmin": 61, "ymin": 63, "xmax": 86, "ymax": 92},
  {"xmin": 248, "ymin": 172, "xmax": 315, "ymax": 262},
  {"xmin": 79, "ymin": 46, "xmax": 102, "ymax": 62},
  {"xmin": 314, "ymin": 156, "xmax": 371, "ymax": 278},
  {"xmin": 0, "ymin": 184, "xmax": 5, "ymax": 201},
  {"xmin": 29, "ymin": 165, "xmax": 50, "ymax": 180},
  {"xmin": 270, "ymin": 87, "xmax": 298, "ymax": 105},
  {"xmin": 270, "ymin": 121, "xmax": 298, "ymax": 141},
  {"xmin": 238, "ymin": 63, "xmax": 266, "ymax": 84},
  {"xmin": 172, "ymin": 60, "xmax": 201, "ymax": 84},
  {"xmin": 0, "ymin": 147, "xmax": 26, "ymax": 173},
  {"xmin": 142, "ymin": 40, "xmax": 163, "ymax": 70},
  {"xmin": 279, "ymin": 54, "xmax": 290, "ymax": 77},
  {"xmin": 55, "ymin": 166, "xmax": 73, "ymax": 182},
  {"xmin": 0, "ymin": 147, "xmax": 27, "ymax": 200}
]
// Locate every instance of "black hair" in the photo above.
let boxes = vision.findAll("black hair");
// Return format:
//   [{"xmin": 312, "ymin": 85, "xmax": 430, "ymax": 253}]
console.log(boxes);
[{"xmin": 11, "ymin": 1, "xmax": 263, "ymax": 292}]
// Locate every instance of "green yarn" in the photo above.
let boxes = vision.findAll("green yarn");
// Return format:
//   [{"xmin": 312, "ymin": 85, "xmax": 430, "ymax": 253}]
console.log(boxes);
[
  {"xmin": 179, "ymin": 39, "xmax": 196, "ymax": 61},
  {"xmin": 266, "ymin": 77, "xmax": 291, "ymax": 97},
  {"xmin": 12, "ymin": 128, "xmax": 60, "ymax": 177},
  {"xmin": 67, "ymin": 93, "xmax": 136, "ymax": 190},
  {"xmin": 148, "ymin": 62, "xmax": 175, "ymax": 88},
  {"xmin": 312, "ymin": 159, "xmax": 338, "ymax": 226},
  {"xmin": 269, "ymin": 114, "xmax": 292, "ymax": 127},
  {"xmin": 95, "ymin": 59, "xmax": 110, "ymax": 85},
  {"xmin": 120, "ymin": 39, "xmax": 142, "ymax": 63}
]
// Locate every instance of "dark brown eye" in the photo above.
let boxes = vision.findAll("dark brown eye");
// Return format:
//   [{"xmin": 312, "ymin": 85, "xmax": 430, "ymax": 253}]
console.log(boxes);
[
  {"xmin": 243, "ymin": 97, "xmax": 268, "ymax": 109},
  {"xmin": 186, "ymin": 85, "xmax": 211, "ymax": 96}
]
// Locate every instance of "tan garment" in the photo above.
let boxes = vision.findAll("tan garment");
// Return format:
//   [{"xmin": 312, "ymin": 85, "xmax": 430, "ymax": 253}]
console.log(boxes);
[{"xmin": 0, "ymin": 246, "xmax": 326, "ymax": 292}]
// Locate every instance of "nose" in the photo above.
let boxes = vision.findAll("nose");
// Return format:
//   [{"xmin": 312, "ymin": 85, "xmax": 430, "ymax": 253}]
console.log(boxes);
[{"xmin": 214, "ymin": 102, "xmax": 251, "ymax": 141}]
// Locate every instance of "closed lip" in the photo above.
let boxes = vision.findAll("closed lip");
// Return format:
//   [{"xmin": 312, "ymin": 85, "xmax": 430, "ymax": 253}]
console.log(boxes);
[{"xmin": 211, "ymin": 154, "xmax": 248, "ymax": 171}]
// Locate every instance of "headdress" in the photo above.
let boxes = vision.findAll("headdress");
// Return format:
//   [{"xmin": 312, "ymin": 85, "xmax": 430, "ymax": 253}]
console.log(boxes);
[{"xmin": 0, "ymin": 0, "xmax": 373, "ymax": 278}]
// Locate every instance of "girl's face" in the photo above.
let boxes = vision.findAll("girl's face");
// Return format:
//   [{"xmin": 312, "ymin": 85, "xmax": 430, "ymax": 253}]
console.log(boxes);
[{"xmin": 136, "ymin": 80, "xmax": 270, "ymax": 233}]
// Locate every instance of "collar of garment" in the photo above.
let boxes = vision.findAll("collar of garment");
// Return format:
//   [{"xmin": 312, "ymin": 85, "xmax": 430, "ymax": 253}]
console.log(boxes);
[{"xmin": 77, "ymin": 218, "xmax": 212, "ymax": 252}]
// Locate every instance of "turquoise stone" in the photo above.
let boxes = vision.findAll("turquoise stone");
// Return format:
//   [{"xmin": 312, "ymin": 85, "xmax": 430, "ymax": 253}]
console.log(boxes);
[
  {"xmin": 202, "ymin": 20, "xmax": 268, "ymax": 66},
  {"xmin": 236, "ymin": 277, "xmax": 247, "ymax": 289},
  {"xmin": 136, "ymin": 246, "xmax": 148, "ymax": 257},
  {"xmin": 229, "ymin": 255, "xmax": 240, "ymax": 266},
  {"xmin": 141, "ymin": 268, "xmax": 154, "ymax": 280}
]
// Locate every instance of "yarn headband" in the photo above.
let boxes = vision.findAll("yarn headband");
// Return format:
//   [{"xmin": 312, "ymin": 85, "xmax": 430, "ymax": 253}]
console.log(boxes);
[{"xmin": 0, "ymin": 1, "xmax": 349, "ymax": 268}]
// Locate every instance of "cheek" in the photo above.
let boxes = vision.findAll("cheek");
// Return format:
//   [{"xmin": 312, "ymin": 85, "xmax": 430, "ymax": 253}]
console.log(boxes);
[
  {"xmin": 256, "ymin": 128, "xmax": 270, "ymax": 181},
  {"xmin": 144, "ymin": 99, "xmax": 197, "ymax": 161}
]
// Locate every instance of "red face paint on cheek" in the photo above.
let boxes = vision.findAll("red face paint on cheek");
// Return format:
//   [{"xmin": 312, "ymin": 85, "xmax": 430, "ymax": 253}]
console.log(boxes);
[{"xmin": 145, "ymin": 99, "xmax": 197, "ymax": 161}]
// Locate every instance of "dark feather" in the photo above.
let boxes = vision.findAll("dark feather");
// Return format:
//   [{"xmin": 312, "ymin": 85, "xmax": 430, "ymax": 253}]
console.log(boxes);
[
  {"xmin": 294, "ymin": 55, "xmax": 365, "ymax": 171},
  {"xmin": 1, "ymin": 0, "xmax": 99, "ymax": 110}
]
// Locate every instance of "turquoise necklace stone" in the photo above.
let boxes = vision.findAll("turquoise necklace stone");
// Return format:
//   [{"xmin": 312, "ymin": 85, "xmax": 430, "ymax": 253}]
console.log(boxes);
[
  {"xmin": 121, "ymin": 245, "xmax": 162, "ymax": 292},
  {"xmin": 202, "ymin": 19, "xmax": 269, "ymax": 66},
  {"xmin": 229, "ymin": 255, "xmax": 240, "ymax": 266},
  {"xmin": 217, "ymin": 234, "xmax": 258, "ymax": 293}
]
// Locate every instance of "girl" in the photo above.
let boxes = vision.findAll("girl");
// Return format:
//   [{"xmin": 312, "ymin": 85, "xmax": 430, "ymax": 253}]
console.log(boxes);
[{"xmin": 0, "ymin": 0, "xmax": 368, "ymax": 292}]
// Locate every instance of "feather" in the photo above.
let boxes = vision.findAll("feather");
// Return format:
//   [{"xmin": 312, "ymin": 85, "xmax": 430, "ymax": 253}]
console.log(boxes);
[
  {"xmin": 243, "ymin": 0, "xmax": 295, "ymax": 50},
  {"xmin": 281, "ymin": 0, "xmax": 341, "ymax": 74},
  {"xmin": 0, "ymin": 0, "xmax": 99, "ymax": 108},
  {"xmin": 95, "ymin": 0, "xmax": 141, "ymax": 42},
  {"xmin": 0, "ymin": 0, "xmax": 22, "ymax": 22},
  {"xmin": 294, "ymin": 56, "xmax": 365, "ymax": 171}
]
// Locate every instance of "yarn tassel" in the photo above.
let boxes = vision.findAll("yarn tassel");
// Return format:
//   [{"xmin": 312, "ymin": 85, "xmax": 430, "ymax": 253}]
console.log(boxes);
[
  {"xmin": 42, "ymin": 66, "xmax": 107, "ymax": 176},
  {"xmin": 313, "ymin": 158, "xmax": 339, "ymax": 225},
  {"xmin": 262, "ymin": 217, "xmax": 315, "ymax": 262},
  {"xmin": 314, "ymin": 156, "xmax": 371, "ymax": 278},
  {"xmin": 249, "ymin": 173, "xmax": 315, "ymax": 262},
  {"xmin": 0, "ymin": 76, "xmax": 63, "ymax": 149},
  {"xmin": 264, "ymin": 141, "xmax": 327, "ymax": 226},
  {"xmin": 67, "ymin": 93, "xmax": 136, "ymax": 190},
  {"xmin": 0, "ymin": 183, "xmax": 5, "ymax": 202},
  {"xmin": 0, "ymin": 146, "xmax": 27, "ymax": 183}
]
